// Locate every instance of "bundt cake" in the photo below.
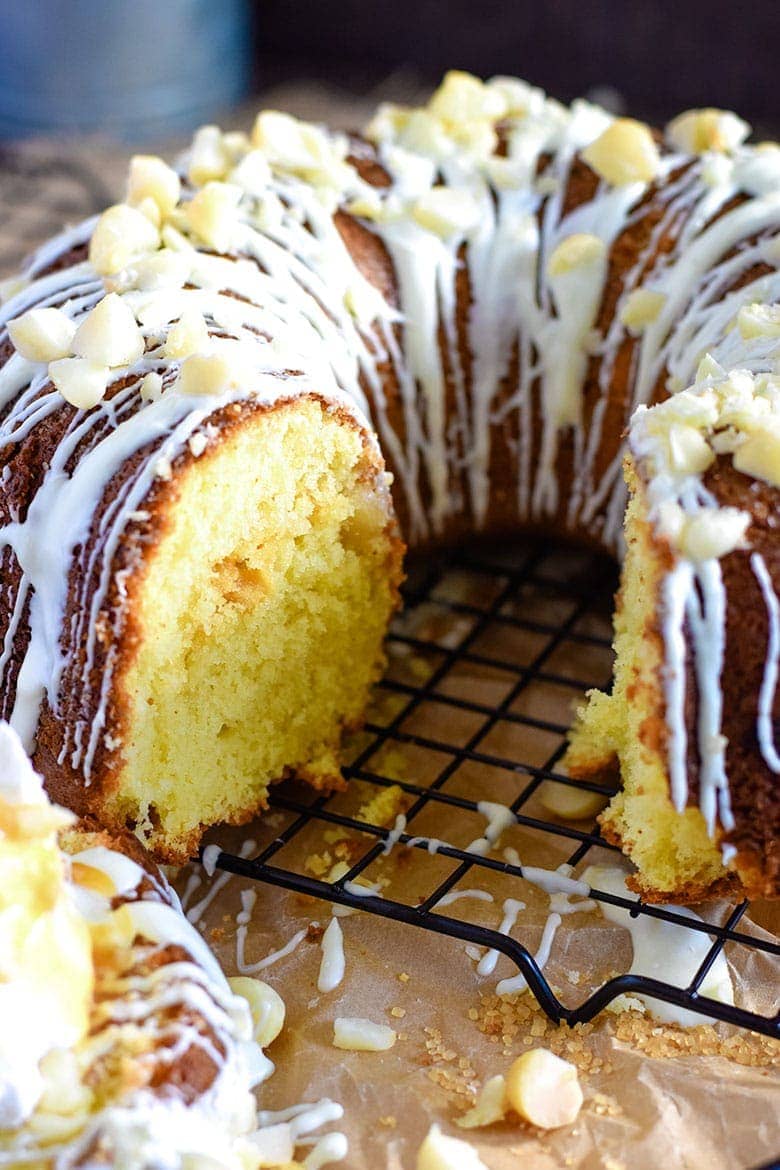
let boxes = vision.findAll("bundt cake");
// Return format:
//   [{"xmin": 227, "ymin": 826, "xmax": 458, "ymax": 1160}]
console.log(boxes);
[
  {"xmin": 1, "ymin": 71, "xmax": 779, "ymax": 898},
  {"xmin": 0, "ymin": 720, "xmax": 307, "ymax": 1168}
]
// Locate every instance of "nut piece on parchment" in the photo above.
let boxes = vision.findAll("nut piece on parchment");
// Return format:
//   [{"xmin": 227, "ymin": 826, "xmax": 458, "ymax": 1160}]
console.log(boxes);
[
  {"xmin": 228, "ymin": 975, "xmax": 286, "ymax": 1048},
  {"xmin": 454, "ymin": 1048, "xmax": 583, "ymax": 1135},
  {"xmin": 417, "ymin": 1123, "xmax": 489, "ymax": 1170},
  {"xmin": 506, "ymin": 1048, "xmax": 583, "ymax": 1129},
  {"xmin": 332, "ymin": 1016, "xmax": 397, "ymax": 1051}
]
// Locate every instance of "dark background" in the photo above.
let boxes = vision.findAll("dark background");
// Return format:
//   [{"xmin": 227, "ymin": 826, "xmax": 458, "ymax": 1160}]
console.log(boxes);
[{"xmin": 252, "ymin": 0, "xmax": 780, "ymax": 135}]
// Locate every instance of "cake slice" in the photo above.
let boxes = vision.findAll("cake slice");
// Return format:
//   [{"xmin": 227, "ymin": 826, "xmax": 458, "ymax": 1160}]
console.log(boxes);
[
  {"xmin": 565, "ymin": 358, "xmax": 780, "ymax": 901},
  {"xmin": 0, "ymin": 721, "xmax": 299, "ymax": 1168}
]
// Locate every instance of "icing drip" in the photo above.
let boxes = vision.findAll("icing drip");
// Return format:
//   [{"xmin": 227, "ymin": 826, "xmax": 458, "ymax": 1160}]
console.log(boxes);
[
  {"xmin": 318, "ymin": 918, "xmax": 346, "ymax": 993},
  {"xmin": 584, "ymin": 864, "xmax": 734, "ymax": 1026},
  {"xmin": 750, "ymin": 551, "xmax": 780, "ymax": 772},
  {"xmin": 476, "ymin": 898, "xmax": 525, "ymax": 976},
  {"xmin": 659, "ymin": 515, "xmax": 734, "ymax": 835},
  {"xmin": 434, "ymin": 887, "xmax": 494, "ymax": 908},
  {"xmin": 237, "ymin": 925, "xmax": 308, "ymax": 976},
  {"xmin": 496, "ymin": 912, "xmax": 562, "ymax": 998}
]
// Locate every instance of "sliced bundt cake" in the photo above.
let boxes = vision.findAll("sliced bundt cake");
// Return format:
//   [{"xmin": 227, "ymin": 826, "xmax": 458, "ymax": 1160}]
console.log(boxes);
[{"xmin": 565, "ymin": 362, "xmax": 780, "ymax": 901}]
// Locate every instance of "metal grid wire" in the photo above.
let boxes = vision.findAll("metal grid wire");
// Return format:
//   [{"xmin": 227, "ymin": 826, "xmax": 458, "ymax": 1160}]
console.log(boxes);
[{"xmin": 209, "ymin": 539, "xmax": 780, "ymax": 1045}]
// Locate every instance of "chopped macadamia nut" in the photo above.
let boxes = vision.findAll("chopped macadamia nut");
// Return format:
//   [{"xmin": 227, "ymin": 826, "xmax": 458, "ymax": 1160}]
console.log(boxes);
[
  {"xmin": 412, "ymin": 187, "xmax": 481, "ymax": 237},
  {"xmin": 139, "ymin": 371, "xmax": 163, "ymax": 402},
  {"xmin": 8, "ymin": 307, "xmax": 75, "ymax": 363},
  {"xmin": 666, "ymin": 108, "xmax": 750, "ymax": 155},
  {"xmin": 161, "ymin": 224, "xmax": 197, "ymax": 253},
  {"xmin": 664, "ymin": 423, "xmax": 715, "ymax": 476},
  {"xmin": 332, "ymin": 1017, "xmax": 396, "ymax": 1051},
  {"xmin": 677, "ymin": 507, "xmax": 750, "ymax": 562},
  {"xmin": 346, "ymin": 192, "xmax": 384, "ymax": 221},
  {"xmin": 127, "ymin": 155, "xmax": 181, "ymax": 218},
  {"xmin": 582, "ymin": 118, "xmax": 660, "ymax": 186},
  {"xmin": 228, "ymin": 976, "xmax": 285, "ymax": 1048},
  {"xmin": 619, "ymin": 288, "xmax": 667, "ymax": 332},
  {"xmin": 395, "ymin": 110, "xmax": 456, "ymax": 162},
  {"xmin": 188, "ymin": 125, "xmax": 231, "ymax": 185},
  {"xmin": 229, "ymin": 149, "xmax": 272, "ymax": 195},
  {"xmin": 127, "ymin": 249, "xmax": 191, "ymax": 293},
  {"xmin": 49, "ymin": 357, "xmax": 109, "ymax": 410},
  {"xmin": 221, "ymin": 130, "xmax": 250, "ymax": 162},
  {"xmin": 177, "ymin": 352, "xmax": 240, "ymax": 397},
  {"xmin": 736, "ymin": 302, "xmax": 780, "ymax": 340},
  {"xmin": 165, "ymin": 310, "xmax": 211, "ymax": 359},
  {"xmin": 547, "ymin": 232, "xmax": 606, "ymax": 278},
  {"xmin": 505, "ymin": 1049, "xmax": 583, "ymax": 1129},
  {"xmin": 72, "ymin": 294, "xmax": 145, "ymax": 368},
  {"xmin": 251, "ymin": 111, "xmax": 349, "ymax": 188},
  {"xmin": 695, "ymin": 353, "xmax": 727, "ymax": 385},
  {"xmin": 132, "ymin": 196, "xmax": 162, "ymax": 228},
  {"xmin": 538, "ymin": 780, "xmax": 608, "ymax": 820},
  {"xmin": 428, "ymin": 70, "xmax": 505, "ymax": 125},
  {"xmin": 343, "ymin": 277, "xmax": 387, "ymax": 324},
  {"xmin": 416, "ymin": 1124, "xmax": 489, "ymax": 1170},
  {"xmin": 456, "ymin": 1075, "xmax": 507, "ymax": 1129},
  {"xmin": 186, "ymin": 182, "xmax": 243, "ymax": 252},
  {"xmin": 89, "ymin": 204, "xmax": 160, "ymax": 276},
  {"xmin": 733, "ymin": 423, "xmax": 780, "ymax": 487}
]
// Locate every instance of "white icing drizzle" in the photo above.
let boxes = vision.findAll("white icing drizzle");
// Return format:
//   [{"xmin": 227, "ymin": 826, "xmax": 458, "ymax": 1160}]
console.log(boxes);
[
  {"xmin": 318, "ymin": 918, "xmax": 346, "ymax": 993},
  {"xmin": 252, "ymin": 1099, "xmax": 347, "ymax": 1170},
  {"xmin": 548, "ymin": 863, "xmax": 597, "ymax": 915},
  {"xmin": 434, "ymin": 887, "xmax": 494, "ymax": 908},
  {"xmin": 520, "ymin": 865, "xmax": 590, "ymax": 897},
  {"xmin": 303, "ymin": 1132, "xmax": 350, "ymax": 1169},
  {"xmin": 179, "ymin": 869, "xmax": 203, "ymax": 911},
  {"xmin": 496, "ymin": 911, "xmax": 562, "ymax": 997},
  {"xmin": 661, "ymin": 558, "xmax": 697, "ymax": 815},
  {"xmin": 237, "ymin": 925, "xmax": 308, "ymax": 976},
  {"xmin": 186, "ymin": 836, "xmax": 256, "ymax": 925},
  {"xmin": 750, "ymin": 551, "xmax": 780, "ymax": 771},
  {"xmin": 476, "ymin": 897, "xmax": 526, "ymax": 976},
  {"xmin": 466, "ymin": 800, "xmax": 517, "ymax": 854},
  {"xmin": 584, "ymin": 864, "xmax": 734, "ymax": 1026},
  {"xmin": 343, "ymin": 878, "xmax": 383, "ymax": 898},
  {"xmin": 381, "ymin": 812, "xmax": 407, "ymax": 856},
  {"xmin": 202, "ymin": 842, "xmax": 222, "ymax": 876},
  {"xmin": 405, "ymin": 835, "xmax": 444, "ymax": 854}
]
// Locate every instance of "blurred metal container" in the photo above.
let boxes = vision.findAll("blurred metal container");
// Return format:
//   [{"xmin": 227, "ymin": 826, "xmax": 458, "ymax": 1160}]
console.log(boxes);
[{"xmin": 0, "ymin": 0, "xmax": 252, "ymax": 141}]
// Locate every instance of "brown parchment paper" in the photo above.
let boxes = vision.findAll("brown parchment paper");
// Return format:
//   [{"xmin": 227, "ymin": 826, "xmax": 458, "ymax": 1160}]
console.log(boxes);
[{"xmin": 174, "ymin": 554, "xmax": 780, "ymax": 1170}]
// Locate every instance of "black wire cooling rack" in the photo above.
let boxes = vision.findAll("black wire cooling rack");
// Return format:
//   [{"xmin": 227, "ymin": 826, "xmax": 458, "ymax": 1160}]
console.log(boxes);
[{"xmin": 208, "ymin": 538, "xmax": 780, "ymax": 1048}]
